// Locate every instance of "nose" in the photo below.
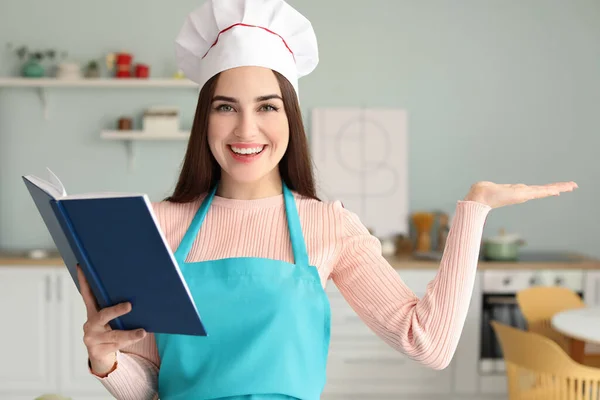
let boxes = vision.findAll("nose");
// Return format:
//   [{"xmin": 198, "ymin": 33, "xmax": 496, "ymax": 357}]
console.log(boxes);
[{"xmin": 233, "ymin": 110, "xmax": 258, "ymax": 139}]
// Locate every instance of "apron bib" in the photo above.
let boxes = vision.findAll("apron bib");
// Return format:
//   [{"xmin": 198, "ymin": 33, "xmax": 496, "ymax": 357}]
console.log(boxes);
[{"xmin": 155, "ymin": 183, "xmax": 331, "ymax": 400}]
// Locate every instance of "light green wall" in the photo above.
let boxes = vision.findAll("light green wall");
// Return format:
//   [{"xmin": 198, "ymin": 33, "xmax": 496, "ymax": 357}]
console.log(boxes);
[{"xmin": 1, "ymin": 0, "xmax": 599, "ymax": 258}]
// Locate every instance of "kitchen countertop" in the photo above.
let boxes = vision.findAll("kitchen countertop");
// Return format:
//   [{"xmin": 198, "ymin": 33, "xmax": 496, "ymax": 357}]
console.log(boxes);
[
  {"xmin": 388, "ymin": 251, "xmax": 600, "ymax": 270},
  {"xmin": 1, "ymin": 250, "xmax": 599, "ymax": 270},
  {"xmin": 0, "ymin": 252, "xmax": 65, "ymax": 266}
]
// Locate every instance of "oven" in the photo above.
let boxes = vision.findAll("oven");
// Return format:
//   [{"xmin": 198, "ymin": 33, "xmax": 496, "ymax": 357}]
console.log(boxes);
[{"xmin": 479, "ymin": 269, "xmax": 584, "ymax": 374}]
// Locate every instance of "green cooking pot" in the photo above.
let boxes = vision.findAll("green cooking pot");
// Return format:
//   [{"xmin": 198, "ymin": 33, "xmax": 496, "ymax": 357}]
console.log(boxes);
[{"xmin": 483, "ymin": 231, "xmax": 525, "ymax": 261}]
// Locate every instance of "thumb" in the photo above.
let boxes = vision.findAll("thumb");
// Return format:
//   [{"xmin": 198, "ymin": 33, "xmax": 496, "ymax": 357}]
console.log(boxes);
[{"xmin": 77, "ymin": 265, "xmax": 100, "ymax": 316}]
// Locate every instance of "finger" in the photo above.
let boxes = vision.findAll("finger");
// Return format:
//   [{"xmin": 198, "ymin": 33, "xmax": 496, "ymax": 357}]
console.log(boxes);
[
  {"xmin": 553, "ymin": 181, "xmax": 578, "ymax": 191},
  {"xmin": 96, "ymin": 328, "xmax": 147, "ymax": 346},
  {"xmin": 543, "ymin": 181, "xmax": 577, "ymax": 191},
  {"xmin": 513, "ymin": 181, "xmax": 576, "ymax": 190},
  {"xmin": 528, "ymin": 185, "xmax": 560, "ymax": 195},
  {"xmin": 87, "ymin": 344, "xmax": 121, "ymax": 361},
  {"xmin": 95, "ymin": 302, "xmax": 133, "ymax": 327},
  {"xmin": 524, "ymin": 186, "xmax": 570, "ymax": 201},
  {"xmin": 88, "ymin": 337, "xmax": 145, "ymax": 360},
  {"xmin": 528, "ymin": 182, "xmax": 577, "ymax": 197},
  {"xmin": 520, "ymin": 187, "xmax": 559, "ymax": 200},
  {"xmin": 77, "ymin": 265, "xmax": 99, "ymax": 315}
]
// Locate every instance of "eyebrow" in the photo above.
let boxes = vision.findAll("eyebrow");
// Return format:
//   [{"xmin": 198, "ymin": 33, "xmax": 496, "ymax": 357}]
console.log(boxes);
[{"xmin": 211, "ymin": 94, "xmax": 283, "ymax": 103}]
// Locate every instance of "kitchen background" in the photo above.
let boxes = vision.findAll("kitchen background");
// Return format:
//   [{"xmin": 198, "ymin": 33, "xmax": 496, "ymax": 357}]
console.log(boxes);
[{"xmin": 0, "ymin": 0, "xmax": 599, "ymax": 258}]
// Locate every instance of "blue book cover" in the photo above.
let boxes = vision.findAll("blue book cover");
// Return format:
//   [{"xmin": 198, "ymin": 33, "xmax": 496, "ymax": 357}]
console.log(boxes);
[{"xmin": 22, "ymin": 168, "xmax": 207, "ymax": 336}]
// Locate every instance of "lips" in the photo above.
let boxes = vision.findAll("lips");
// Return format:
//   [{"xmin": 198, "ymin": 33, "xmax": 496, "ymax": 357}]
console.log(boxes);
[{"xmin": 227, "ymin": 144, "xmax": 267, "ymax": 164}]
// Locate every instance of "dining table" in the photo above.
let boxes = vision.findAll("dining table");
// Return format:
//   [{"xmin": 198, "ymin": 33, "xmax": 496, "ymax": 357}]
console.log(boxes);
[{"xmin": 551, "ymin": 306, "xmax": 600, "ymax": 364}]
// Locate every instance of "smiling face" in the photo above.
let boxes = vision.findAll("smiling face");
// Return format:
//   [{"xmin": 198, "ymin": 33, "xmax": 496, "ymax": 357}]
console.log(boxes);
[{"xmin": 207, "ymin": 66, "xmax": 289, "ymax": 189}]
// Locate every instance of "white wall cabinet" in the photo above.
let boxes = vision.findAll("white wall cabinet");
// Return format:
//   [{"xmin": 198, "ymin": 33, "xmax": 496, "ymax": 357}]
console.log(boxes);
[{"xmin": 0, "ymin": 266, "xmax": 111, "ymax": 400}]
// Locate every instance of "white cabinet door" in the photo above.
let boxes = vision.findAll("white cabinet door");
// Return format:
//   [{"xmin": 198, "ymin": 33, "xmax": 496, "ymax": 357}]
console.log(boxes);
[
  {"xmin": 0, "ymin": 267, "xmax": 57, "ymax": 393},
  {"xmin": 583, "ymin": 270, "xmax": 600, "ymax": 354},
  {"xmin": 57, "ymin": 269, "xmax": 108, "ymax": 397},
  {"xmin": 584, "ymin": 271, "xmax": 600, "ymax": 306},
  {"xmin": 323, "ymin": 270, "xmax": 454, "ymax": 396}
]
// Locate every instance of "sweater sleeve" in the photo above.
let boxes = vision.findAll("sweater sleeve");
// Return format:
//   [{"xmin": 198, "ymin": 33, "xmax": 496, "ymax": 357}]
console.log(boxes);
[
  {"xmin": 89, "ymin": 333, "xmax": 160, "ymax": 400},
  {"xmin": 330, "ymin": 200, "xmax": 491, "ymax": 370}
]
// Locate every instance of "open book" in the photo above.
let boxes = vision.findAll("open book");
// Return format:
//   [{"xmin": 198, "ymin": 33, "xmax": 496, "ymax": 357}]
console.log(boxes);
[{"xmin": 22, "ymin": 168, "xmax": 207, "ymax": 336}]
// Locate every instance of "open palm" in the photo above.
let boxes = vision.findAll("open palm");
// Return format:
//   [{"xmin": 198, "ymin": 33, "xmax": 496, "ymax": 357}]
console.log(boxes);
[{"xmin": 465, "ymin": 181, "xmax": 578, "ymax": 209}]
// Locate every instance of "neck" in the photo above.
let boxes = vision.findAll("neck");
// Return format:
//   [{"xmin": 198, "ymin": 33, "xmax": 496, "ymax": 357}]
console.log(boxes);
[{"xmin": 216, "ymin": 170, "xmax": 283, "ymax": 200}]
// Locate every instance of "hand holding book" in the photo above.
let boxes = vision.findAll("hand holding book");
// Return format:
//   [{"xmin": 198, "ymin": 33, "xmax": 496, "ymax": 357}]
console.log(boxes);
[{"xmin": 77, "ymin": 265, "xmax": 147, "ymax": 376}]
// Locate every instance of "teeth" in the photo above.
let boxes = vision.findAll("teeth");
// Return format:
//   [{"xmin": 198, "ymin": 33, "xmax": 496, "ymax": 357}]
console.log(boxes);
[{"xmin": 230, "ymin": 146, "xmax": 264, "ymax": 155}]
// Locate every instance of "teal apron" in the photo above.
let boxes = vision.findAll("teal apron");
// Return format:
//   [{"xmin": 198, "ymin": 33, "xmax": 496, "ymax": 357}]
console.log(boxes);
[{"xmin": 155, "ymin": 182, "xmax": 331, "ymax": 400}]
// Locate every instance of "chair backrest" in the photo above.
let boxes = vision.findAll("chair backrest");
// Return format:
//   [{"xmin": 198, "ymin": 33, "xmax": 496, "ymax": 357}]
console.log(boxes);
[
  {"xmin": 516, "ymin": 286, "xmax": 585, "ymax": 351},
  {"xmin": 491, "ymin": 321, "xmax": 600, "ymax": 399}
]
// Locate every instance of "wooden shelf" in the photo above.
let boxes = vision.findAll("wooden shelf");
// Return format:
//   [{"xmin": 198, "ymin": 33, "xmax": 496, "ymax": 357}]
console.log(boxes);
[
  {"xmin": 101, "ymin": 130, "xmax": 190, "ymax": 140},
  {"xmin": 0, "ymin": 77, "xmax": 198, "ymax": 88}
]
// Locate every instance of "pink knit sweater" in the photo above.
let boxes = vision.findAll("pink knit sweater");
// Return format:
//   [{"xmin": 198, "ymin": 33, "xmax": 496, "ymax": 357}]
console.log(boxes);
[{"xmin": 91, "ymin": 192, "xmax": 491, "ymax": 400}]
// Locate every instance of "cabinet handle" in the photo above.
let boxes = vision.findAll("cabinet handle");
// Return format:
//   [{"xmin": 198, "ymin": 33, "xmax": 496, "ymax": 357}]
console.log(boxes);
[
  {"xmin": 554, "ymin": 277, "xmax": 564, "ymax": 286},
  {"xmin": 45, "ymin": 275, "xmax": 51, "ymax": 302},
  {"xmin": 56, "ymin": 274, "xmax": 62, "ymax": 302},
  {"xmin": 529, "ymin": 277, "xmax": 538, "ymax": 286}
]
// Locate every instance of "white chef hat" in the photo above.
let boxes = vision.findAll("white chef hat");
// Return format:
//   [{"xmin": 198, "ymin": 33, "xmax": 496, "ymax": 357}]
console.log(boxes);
[{"xmin": 175, "ymin": 0, "xmax": 319, "ymax": 96}]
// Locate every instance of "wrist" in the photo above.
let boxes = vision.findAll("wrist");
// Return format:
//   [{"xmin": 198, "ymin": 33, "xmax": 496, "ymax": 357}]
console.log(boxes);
[
  {"xmin": 463, "ymin": 183, "xmax": 489, "ymax": 206},
  {"xmin": 463, "ymin": 193, "xmax": 486, "ymax": 204},
  {"xmin": 89, "ymin": 352, "xmax": 118, "ymax": 378}
]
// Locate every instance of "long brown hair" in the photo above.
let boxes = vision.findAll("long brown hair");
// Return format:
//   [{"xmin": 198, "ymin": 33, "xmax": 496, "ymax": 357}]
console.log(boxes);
[{"xmin": 165, "ymin": 70, "xmax": 319, "ymax": 203}]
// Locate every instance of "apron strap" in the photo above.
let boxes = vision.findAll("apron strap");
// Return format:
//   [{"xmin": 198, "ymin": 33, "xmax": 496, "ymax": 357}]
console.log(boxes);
[
  {"xmin": 174, "ymin": 182, "xmax": 309, "ymax": 267},
  {"xmin": 283, "ymin": 182, "xmax": 310, "ymax": 268},
  {"xmin": 174, "ymin": 185, "xmax": 218, "ymax": 263}
]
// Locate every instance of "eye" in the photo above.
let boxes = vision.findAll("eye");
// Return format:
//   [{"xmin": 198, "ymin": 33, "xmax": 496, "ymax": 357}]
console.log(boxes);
[
  {"xmin": 215, "ymin": 104, "xmax": 234, "ymax": 112},
  {"xmin": 259, "ymin": 104, "xmax": 279, "ymax": 112}
]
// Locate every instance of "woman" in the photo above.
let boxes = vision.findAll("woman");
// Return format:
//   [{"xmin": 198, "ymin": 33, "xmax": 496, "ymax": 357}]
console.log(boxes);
[{"xmin": 77, "ymin": 0, "xmax": 577, "ymax": 399}]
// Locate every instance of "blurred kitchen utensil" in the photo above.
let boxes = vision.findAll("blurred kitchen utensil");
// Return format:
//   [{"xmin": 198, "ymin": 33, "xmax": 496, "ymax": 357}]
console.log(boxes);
[
  {"xmin": 411, "ymin": 212, "xmax": 435, "ymax": 252},
  {"xmin": 483, "ymin": 228, "xmax": 526, "ymax": 261},
  {"xmin": 394, "ymin": 234, "xmax": 413, "ymax": 256}
]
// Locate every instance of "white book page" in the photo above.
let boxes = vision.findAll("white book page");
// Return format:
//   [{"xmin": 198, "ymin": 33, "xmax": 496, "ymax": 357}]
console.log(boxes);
[
  {"xmin": 65, "ymin": 192, "xmax": 144, "ymax": 200},
  {"xmin": 24, "ymin": 168, "xmax": 143, "ymax": 200},
  {"xmin": 46, "ymin": 167, "xmax": 67, "ymax": 197}
]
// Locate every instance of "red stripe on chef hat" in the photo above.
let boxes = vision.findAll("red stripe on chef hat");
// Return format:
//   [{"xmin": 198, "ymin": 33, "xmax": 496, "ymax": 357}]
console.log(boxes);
[{"xmin": 202, "ymin": 23, "xmax": 296, "ymax": 62}]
